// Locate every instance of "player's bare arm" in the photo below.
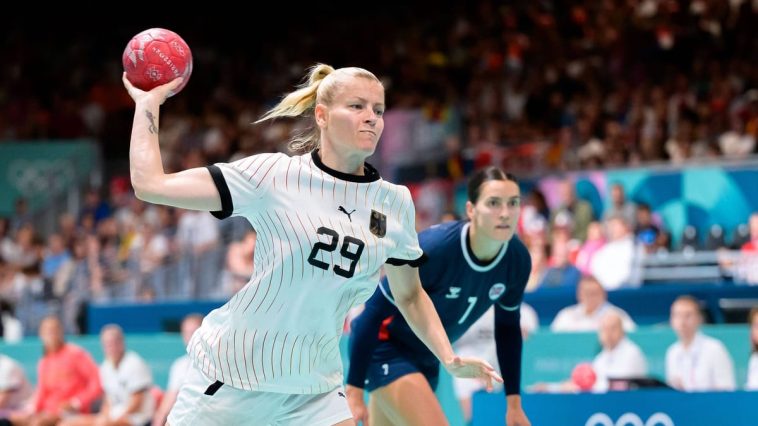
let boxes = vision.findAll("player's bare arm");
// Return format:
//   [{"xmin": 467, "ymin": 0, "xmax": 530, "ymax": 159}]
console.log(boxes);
[{"xmin": 123, "ymin": 74, "xmax": 222, "ymax": 211}]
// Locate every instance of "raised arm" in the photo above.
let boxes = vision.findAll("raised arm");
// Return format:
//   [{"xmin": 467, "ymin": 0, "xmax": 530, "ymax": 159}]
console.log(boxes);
[
  {"xmin": 123, "ymin": 73, "xmax": 221, "ymax": 211},
  {"xmin": 383, "ymin": 264, "xmax": 502, "ymax": 386}
]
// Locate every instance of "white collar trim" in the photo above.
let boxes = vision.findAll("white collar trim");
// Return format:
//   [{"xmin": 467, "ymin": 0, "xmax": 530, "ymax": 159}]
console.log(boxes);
[{"xmin": 460, "ymin": 222, "xmax": 509, "ymax": 272}]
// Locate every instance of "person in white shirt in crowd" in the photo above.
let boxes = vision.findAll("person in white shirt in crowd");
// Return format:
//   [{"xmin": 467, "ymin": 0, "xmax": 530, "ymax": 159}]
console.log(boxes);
[
  {"xmin": 0, "ymin": 353, "xmax": 33, "ymax": 415},
  {"xmin": 590, "ymin": 215, "xmax": 643, "ymax": 291},
  {"xmin": 551, "ymin": 275, "xmax": 636, "ymax": 333},
  {"xmin": 531, "ymin": 311, "xmax": 647, "ymax": 394},
  {"xmin": 61, "ymin": 324, "xmax": 155, "ymax": 426},
  {"xmin": 151, "ymin": 314, "xmax": 203, "ymax": 426},
  {"xmin": 591, "ymin": 311, "xmax": 648, "ymax": 392},
  {"xmin": 452, "ymin": 303, "xmax": 539, "ymax": 423},
  {"xmin": 574, "ymin": 221, "xmax": 606, "ymax": 275},
  {"xmin": 746, "ymin": 307, "xmax": 758, "ymax": 390},
  {"xmin": 665, "ymin": 296, "xmax": 736, "ymax": 391}
]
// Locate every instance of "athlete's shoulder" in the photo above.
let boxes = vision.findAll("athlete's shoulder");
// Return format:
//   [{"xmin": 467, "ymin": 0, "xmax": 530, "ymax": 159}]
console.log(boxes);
[
  {"xmin": 505, "ymin": 234, "xmax": 531, "ymax": 285},
  {"xmin": 420, "ymin": 220, "xmax": 464, "ymax": 241},
  {"xmin": 227, "ymin": 151, "xmax": 290, "ymax": 166},
  {"xmin": 379, "ymin": 180, "xmax": 414, "ymax": 197},
  {"xmin": 507, "ymin": 234, "xmax": 530, "ymax": 260},
  {"xmin": 418, "ymin": 220, "xmax": 464, "ymax": 254},
  {"xmin": 220, "ymin": 151, "xmax": 292, "ymax": 179}
]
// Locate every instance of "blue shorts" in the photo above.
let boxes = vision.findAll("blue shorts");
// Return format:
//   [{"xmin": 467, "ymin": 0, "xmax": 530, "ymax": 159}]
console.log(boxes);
[{"xmin": 364, "ymin": 341, "xmax": 440, "ymax": 392}]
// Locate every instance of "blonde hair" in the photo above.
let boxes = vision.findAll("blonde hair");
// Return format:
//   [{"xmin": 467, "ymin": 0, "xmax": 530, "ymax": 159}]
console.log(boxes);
[{"xmin": 256, "ymin": 63, "xmax": 383, "ymax": 153}]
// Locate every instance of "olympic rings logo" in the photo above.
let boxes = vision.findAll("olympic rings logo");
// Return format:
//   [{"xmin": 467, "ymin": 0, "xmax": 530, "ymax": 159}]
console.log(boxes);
[
  {"xmin": 586, "ymin": 412, "xmax": 675, "ymax": 426},
  {"xmin": 7, "ymin": 159, "xmax": 76, "ymax": 195}
]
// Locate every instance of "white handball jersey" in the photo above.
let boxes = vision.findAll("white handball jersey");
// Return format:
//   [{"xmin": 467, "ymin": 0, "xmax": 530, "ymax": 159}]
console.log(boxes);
[{"xmin": 189, "ymin": 150, "xmax": 424, "ymax": 394}]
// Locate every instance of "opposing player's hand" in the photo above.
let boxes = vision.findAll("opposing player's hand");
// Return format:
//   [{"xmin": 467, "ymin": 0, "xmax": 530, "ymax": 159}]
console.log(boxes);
[
  {"xmin": 346, "ymin": 384, "xmax": 369, "ymax": 426},
  {"xmin": 443, "ymin": 356, "xmax": 503, "ymax": 391},
  {"xmin": 122, "ymin": 72, "xmax": 184, "ymax": 106}
]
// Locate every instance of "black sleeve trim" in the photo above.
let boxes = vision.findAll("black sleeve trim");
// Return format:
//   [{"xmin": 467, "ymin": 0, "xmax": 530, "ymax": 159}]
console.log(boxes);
[
  {"xmin": 385, "ymin": 253, "xmax": 427, "ymax": 267},
  {"xmin": 206, "ymin": 165, "xmax": 233, "ymax": 220}
]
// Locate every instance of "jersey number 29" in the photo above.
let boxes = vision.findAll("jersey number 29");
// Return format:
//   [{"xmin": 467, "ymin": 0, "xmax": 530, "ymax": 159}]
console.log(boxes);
[{"xmin": 307, "ymin": 226, "xmax": 365, "ymax": 278}]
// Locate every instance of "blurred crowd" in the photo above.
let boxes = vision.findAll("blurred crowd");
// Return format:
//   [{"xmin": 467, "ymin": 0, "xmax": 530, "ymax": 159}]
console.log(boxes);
[{"xmin": 1, "ymin": 1, "xmax": 756, "ymax": 178}]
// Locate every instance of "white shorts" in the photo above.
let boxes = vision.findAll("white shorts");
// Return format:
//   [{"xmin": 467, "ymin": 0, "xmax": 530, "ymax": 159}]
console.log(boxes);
[{"xmin": 167, "ymin": 363, "xmax": 353, "ymax": 426}]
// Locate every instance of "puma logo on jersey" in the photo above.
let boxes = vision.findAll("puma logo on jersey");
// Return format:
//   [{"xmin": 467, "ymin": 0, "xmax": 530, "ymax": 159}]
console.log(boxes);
[
  {"xmin": 445, "ymin": 287, "xmax": 461, "ymax": 299},
  {"xmin": 338, "ymin": 206, "xmax": 356, "ymax": 222}
]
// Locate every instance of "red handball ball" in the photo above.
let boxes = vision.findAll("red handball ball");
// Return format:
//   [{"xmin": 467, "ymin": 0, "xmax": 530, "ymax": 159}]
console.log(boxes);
[
  {"xmin": 571, "ymin": 362, "xmax": 597, "ymax": 391},
  {"xmin": 122, "ymin": 28, "xmax": 192, "ymax": 96}
]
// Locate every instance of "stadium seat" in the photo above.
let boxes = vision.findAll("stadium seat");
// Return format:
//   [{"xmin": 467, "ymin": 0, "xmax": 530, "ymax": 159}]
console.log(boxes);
[
  {"xmin": 704, "ymin": 224, "xmax": 726, "ymax": 250},
  {"xmin": 731, "ymin": 223, "xmax": 750, "ymax": 249},
  {"xmin": 680, "ymin": 225, "xmax": 700, "ymax": 251}
]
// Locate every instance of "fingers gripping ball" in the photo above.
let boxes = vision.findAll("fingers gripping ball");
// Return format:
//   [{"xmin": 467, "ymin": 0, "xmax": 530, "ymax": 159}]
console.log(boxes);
[
  {"xmin": 571, "ymin": 362, "xmax": 597, "ymax": 391},
  {"xmin": 122, "ymin": 28, "xmax": 192, "ymax": 96}
]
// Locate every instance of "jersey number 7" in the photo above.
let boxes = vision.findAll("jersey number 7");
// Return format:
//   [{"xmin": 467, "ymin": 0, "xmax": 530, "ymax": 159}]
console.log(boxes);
[{"xmin": 308, "ymin": 226, "xmax": 366, "ymax": 278}]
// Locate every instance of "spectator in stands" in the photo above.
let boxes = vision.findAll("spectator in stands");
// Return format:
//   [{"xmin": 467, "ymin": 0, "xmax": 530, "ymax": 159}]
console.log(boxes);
[
  {"xmin": 11, "ymin": 316, "xmax": 101, "ymax": 426},
  {"xmin": 603, "ymin": 183, "xmax": 636, "ymax": 228},
  {"xmin": 533, "ymin": 311, "xmax": 647, "ymax": 393},
  {"xmin": 1, "ymin": 225, "xmax": 38, "ymax": 271},
  {"xmin": 551, "ymin": 275, "xmax": 636, "ymax": 333},
  {"xmin": 41, "ymin": 233, "xmax": 71, "ymax": 282},
  {"xmin": 133, "ymin": 220, "xmax": 170, "ymax": 299},
  {"xmin": 747, "ymin": 307, "xmax": 758, "ymax": 390},
  {"xmin": 0, "ymin": 299, "xmax": 23, "ymax": 343},
  {"xmin": 79, "ymin": 188, "xmax": 111, "ymax": 226},
  {"xmin": 520, "ymin": 189, "xmax": 549, "ymax": 238},
  {"xmin": 550, "ymin": 179, "xmax": 594, "ymax": 241},
  {"xmin": 61, "ymin": 324, "xmax": 154, "ymax": 426},
  {"xmin": 539, "ymin": 229, "xmax": 581, "ymax": 289},
  {"xmin": 57, "ymin": 213, "xmax": 78, "ymax": 250},
  {"xmin": 732, "ymin": 212, "xmax": 758, "ymax": 284},
  {"xmin": 151, "ymin": 314, "xmax": 203, "ymax": 426},
  {"xmin": 665, "ymin": 296, "xmax": 736, "ymax": 391},
  {"xmin": 591, "ymin": 312, "xmax": 648, "ymax": 392},
  {"xmin": 8, "ymin": 199, "xmax": 32, "ymax": 236},
  {"xmin": 718, "ymin": 117, "xmax": 756, "ymax": 159},
  {"xmin": 590, "ymin": 215, "xmax": 643, "ymax": 290},
  {"xmin": 175, "ymin": 209, "xmax": 221, "ymax": 297},
  {"xmin": 0, "ymin": 353, "xmax": 33, "ymax": 414},
  {"xmin": 741, "ymin": 212, "xmax": 758, "ymax": 253},
  {"xmin": 452, "ymin": 304, "xmax": 539, "ymax": 423},
  {"xmin": 574, "ymin": 221, "xmax": 605, "ymax": 275},
  {"xmin": 634, "ymin": 203, "xmax": 661, "ymax": 254},
  {"xmin": 525, "ymin": 240, "xmax": 549, "ymax": 292}
]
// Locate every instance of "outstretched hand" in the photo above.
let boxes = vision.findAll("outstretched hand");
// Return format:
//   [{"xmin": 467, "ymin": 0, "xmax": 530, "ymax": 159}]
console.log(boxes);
[
  {"xmin": 346, "ymin": 385, "xmax": 369, "ymax": 426},
  {"xmin": 443, "ymin": 356, "xmax": 503, "ymax": 391},
  {"xmin": 122, "ymin": 72, "xmax": 184, "ymax": 106}
]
